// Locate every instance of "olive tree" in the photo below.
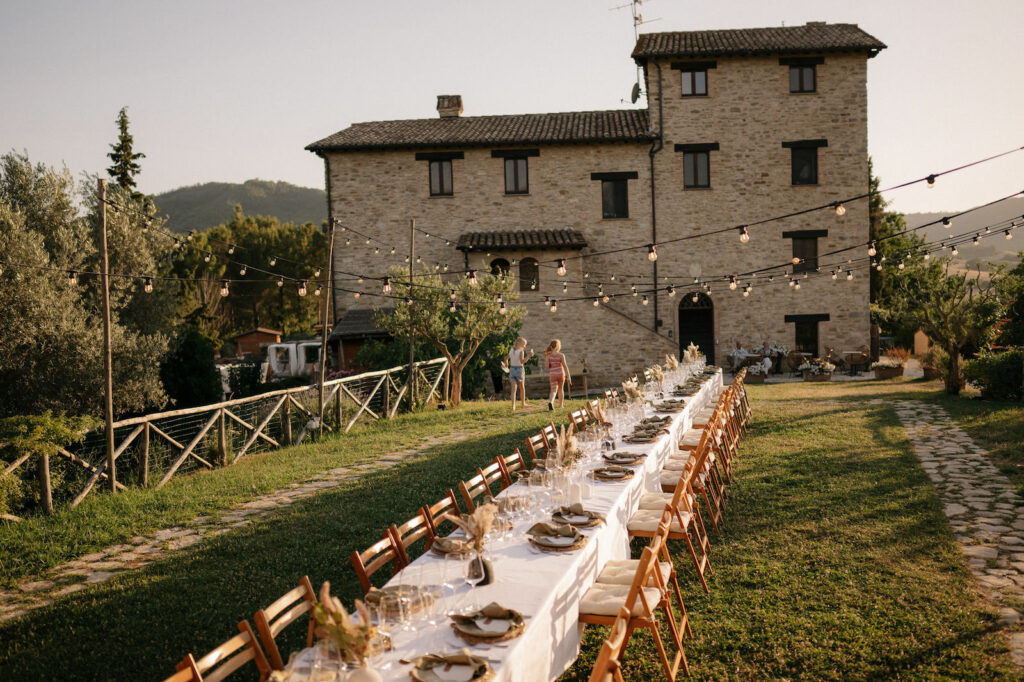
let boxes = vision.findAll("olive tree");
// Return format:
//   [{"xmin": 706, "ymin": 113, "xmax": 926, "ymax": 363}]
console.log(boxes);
[{"xmin": 373, "ymin": 268, "xmax": 525, "ymax": 406}]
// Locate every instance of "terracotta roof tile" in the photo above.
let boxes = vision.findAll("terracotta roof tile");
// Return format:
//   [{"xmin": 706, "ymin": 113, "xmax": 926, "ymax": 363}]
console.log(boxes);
[
  {"xmin": 632, "ymin": 23, "xmax": 885, "ymax": 60},
  {"xmin": 307, "ymin": 110, "xmax": 654, "ymax": 152},
  {"xmin": 456, "ymin": 228, "xmax": 587, "ymax": 252}
]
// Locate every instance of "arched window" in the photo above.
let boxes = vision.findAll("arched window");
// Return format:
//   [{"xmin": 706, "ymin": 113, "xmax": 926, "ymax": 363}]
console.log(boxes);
[
  {"xmin": 489, "ymin": 258, "xmax": 510, "ymax": 277},
  {"xmin": 518, "ymin": 258, "xmax": 539, "ymax": 292}
]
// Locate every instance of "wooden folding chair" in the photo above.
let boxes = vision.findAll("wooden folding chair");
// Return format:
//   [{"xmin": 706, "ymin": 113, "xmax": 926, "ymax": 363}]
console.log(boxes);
[
  {"xmin": 570, "ymin": 408, "xmax": 589, "ymax": 433},
  {"xmin": 669, "ymin": 423, "xmax": 725, "ymax": 534},
  {"xmin": 422, "ymin": 489, "xmax": 461, "ymax": 544},
  {"xmin": 495, "ymin": 449, "xmax": 527, "ymax": 488},
  {"xmin": 163, "ymin": 660, "xmax": 199, "ymax": 682},
  {"xmin": 579, "ymin": 539, "xmax": 687, "ymax": 680},
  {"xmin": 587, "ymin": 606, "xmax": 630, "ymax": 682},
  {"xmin": 540, "ymin": 422, "xmax": 559, "ymax": 450},
  {"xmin": 179, "ymin": 620, "xmax": 271, "ymax": 682},
  {"xmin": 524, "ymin": 432, "xmax": 549, "ymax": 467},
  {"xmin": 254, "ymin": 576, "xmax": 317, "ymax": 670},
  {"xmin": 599, "ymin": 508, "xmax": 692, "ymax": 642},
  {"xmin": 458, "ymin": 472, "xmax": 492, "ymax": 513},
  {"xmin": 584, "ymin": 399, "xmax": 602, "ymax": 424},
  {"xmin": 350, "ymin": 532, "xmax": 403, "ymax": 595},
  {"xmin": 633, "ymin": 442, "xmax": 713, "ymax": 592},
  {"xmin": 390, "ymin": 508, "xmax": 437, "ymax": 567},
  {"xmin": 603, "ymin": 388, "xmax": 619, "ymax": 404}
]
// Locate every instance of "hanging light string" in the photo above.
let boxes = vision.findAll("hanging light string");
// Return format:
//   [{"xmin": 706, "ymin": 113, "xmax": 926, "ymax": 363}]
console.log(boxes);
[
  {"xmin": 84, "ymin": 145, "xmax": 1024, "ymax": 300},
  {"xmin": 1, "ymin": 212, "xmax": 1014, "ymax": 308}
]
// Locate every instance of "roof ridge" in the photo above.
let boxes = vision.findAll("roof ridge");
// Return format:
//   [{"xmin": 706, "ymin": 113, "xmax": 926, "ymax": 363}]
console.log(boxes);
[{"xmin": 344, "ymin": 108, "xmax": 648, "ymax": 128}]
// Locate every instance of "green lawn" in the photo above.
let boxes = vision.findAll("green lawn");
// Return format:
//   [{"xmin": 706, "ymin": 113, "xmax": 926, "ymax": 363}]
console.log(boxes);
[
  {"xmin": 2, "ymin": 379, "xmax": 1023, "ymax": 680},
  {"xmin": 560, "ymin": 379, "xmax": 1024, "ymax": 680},
  {"xmin": 0, "ymin": 400, "xmax": 583, "ymax": 587}
]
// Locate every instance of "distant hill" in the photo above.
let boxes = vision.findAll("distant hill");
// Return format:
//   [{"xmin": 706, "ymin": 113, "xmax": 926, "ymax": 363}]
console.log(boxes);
[
  {"xmin": 905, "ymin": 197, "xmax": 1023, "ymax": 271},
  {"xmin": 153, "ymin": 179, "xmax": 326, "ymax": 232}
]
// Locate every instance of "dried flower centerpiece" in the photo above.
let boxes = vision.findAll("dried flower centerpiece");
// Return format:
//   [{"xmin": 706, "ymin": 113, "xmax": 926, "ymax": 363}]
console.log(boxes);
[
  {"xmin": 445, "ymin": 503, "xmax": 498, "ymax": 584},
  {"xmin": 311, "ymin": 582, "xmax": 380, "ymax": 666},
  {"xmin": 554, "ymin": 424, "xmax": 583, "ymax": 467},
  {"xmin": 649, "ymin": 365, "xmax": 665, "ymax": 387},
  {"xmin": 682, "ymin": 342, "xmax": 703, "ymax": 364},
  {"xmin": 621, "ymin": 378, "xmax": 642, "ymax": 402},
  {"xmin": 664, "ymin": 354, "xmax": 680, "ymax": 370}
]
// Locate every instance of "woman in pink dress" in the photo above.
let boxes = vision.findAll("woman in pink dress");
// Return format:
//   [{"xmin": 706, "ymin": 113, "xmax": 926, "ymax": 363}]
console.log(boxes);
[{"xmin": 543, "ymin": 339, "xmax": 572, "ymax": 411}]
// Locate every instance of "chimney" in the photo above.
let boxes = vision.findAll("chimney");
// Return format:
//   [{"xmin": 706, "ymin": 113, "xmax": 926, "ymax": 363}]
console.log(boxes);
[{"xmin": 437, "ymin": 94, "xmax": 463, "ymax": 118}]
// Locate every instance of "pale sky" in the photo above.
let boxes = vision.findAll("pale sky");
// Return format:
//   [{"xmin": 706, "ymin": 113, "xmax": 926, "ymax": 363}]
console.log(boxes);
[{"xmin": 2, "ymin": 0, "xmax": 1022, "ymax": 214}]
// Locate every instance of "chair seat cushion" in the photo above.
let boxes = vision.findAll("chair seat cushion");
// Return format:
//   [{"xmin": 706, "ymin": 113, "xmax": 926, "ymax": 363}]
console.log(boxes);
[
  {"xmin": 662, "ymin": 459, "xmax": 689, "ymax": 471},
  {"xmin": 596, "ymin": 559, "xmax": 672, "ymax": 586},
  {"xmin": 579, "ymin": 583, "xmax": 662, "ymax": 617},
  {"xmin": 638, "ymin": 492, "xmax": 695, "ymax": 510},
  {"xmin": 680, "ymin": 430, "xmax": 703, "ymax": 446},
  {"xmin": 627, "ymin": 507, "xmax": 692, "ymax": 533}
]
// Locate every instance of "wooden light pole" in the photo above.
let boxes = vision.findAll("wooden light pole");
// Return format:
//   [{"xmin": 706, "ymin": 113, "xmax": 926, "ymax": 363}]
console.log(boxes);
[
  {"xmin": 316, "ymin": 219, "xmax": 336, "ymax": 438},
  {"xmin": 98, "ymin": 179, "xmax": 116, "ymax": 491},
  {"xmin": 407, "ymin": 218, "xmax": 417, "ymax": 408}
]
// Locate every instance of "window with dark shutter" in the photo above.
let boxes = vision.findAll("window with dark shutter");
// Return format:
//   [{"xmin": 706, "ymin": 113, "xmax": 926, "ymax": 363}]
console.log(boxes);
[
  {"xmin": 518, "ymin": 258, "xmax": 539, "ymax": 292},
  {"xmin": 789, "ymin": 65, "xmax": 816, "ymax": 93},
  {"xmin": 429, "ymin": 159, "xmax": 453, "ymax": 196},
  {"xmin": 791, "ymin": 148, "xmax": 818, "ymax": 185},
  {"xmin": 601, "ymin": 180, "xmax": 629, "ymax": 219},
  {"xmin": 792, "ymin": 237, "xmax": 818, "ymax": 273},
  {"xmin": 794, "ymin": 320, "xmax": 820, "ymax": 356},
  {"xmin": 681, "ymin": 69, "xmax": 708, "ymax": 96},
  {"xmin": 504, "ymin": 158, "xmax": 528, "ymax": 194},
  {"xmin": 683, "ymin": 151, "xmax": 710, "ymax": 188}
]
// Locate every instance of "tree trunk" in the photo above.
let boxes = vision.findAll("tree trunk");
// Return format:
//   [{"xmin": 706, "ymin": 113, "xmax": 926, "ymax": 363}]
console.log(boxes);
[
  {"xmin": 450, "ymin": 371, "xmax": 463, "ymax": 406},
  {"xmin": 945, "ymin": 343, "xmax": 963, "ymax": 394}
]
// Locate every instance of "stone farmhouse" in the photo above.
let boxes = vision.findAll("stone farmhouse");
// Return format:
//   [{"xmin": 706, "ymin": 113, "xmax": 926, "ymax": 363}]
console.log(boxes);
[{"xmin": 307, "ymin": 22, "xmax": 886, "ymax": 386}]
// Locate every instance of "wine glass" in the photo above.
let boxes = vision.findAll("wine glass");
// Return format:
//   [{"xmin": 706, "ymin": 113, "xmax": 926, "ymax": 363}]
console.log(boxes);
[{"xmin": 369, "ymin": 600, "xmax": 396, "ymax": 671}]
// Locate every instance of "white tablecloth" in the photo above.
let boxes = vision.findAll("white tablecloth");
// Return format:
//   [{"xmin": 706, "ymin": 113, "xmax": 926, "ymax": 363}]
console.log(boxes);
[{"xmin": 295, "ymin": 368, "xmax": 723, "ymax": 681}]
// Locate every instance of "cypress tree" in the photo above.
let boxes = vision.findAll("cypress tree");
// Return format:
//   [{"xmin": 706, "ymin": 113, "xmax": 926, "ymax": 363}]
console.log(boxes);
[{"xmin": 106, "ymin": 106, "xmax": 145, "ymax": 198}]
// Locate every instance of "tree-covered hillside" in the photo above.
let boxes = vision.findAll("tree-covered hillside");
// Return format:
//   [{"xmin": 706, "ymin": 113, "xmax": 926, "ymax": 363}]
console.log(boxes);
[{"xmin": 153, "ymin": 179, "xmax": 325, "ymax": 232}]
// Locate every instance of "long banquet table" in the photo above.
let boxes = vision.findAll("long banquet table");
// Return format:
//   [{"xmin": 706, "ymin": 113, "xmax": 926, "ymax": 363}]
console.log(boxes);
[{"xmin": 294, "ymin": 366, "xmax": 723, "ymax": 681}]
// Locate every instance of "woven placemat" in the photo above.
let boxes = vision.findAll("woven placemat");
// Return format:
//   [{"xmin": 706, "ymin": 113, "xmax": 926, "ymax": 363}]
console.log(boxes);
[
  {"xmin": 529, "ymin": 535, "xmax": 588, "ymax": 552},
  {"xmin": 594, "ymin": 466, "xmax": 635, "ymax": 482},
  {"xmin": 450, "ymin": 611, "xmax": 526, "ymax": 644}
]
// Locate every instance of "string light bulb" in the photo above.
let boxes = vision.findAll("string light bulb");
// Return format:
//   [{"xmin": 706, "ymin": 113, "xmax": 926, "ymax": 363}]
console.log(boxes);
[
  {"xmin": 788, "ymin": 279, "xmax": 795, "ymax": 287},
  {"xmin": 144, "ymin": 277, "xmax": 153, "ymax": 293},
  {"xmin": 641, "ymin": 295, "xmax": 649, "ymax": 305},
  {"xmin": 220, "ymin": 280, "xmax": 230, "ymax": 297},
  {"xmin": 449, "ymin": 301, "xmax": 456, "ymax": 313},
  {"xmin": 867, "ymin": 241, "xmax": 877, "ymax": 257},
  {"xmin": 550, "ymin": 299, "xmax": 558, "ymax": 313},
  {"xmin": 314, "ymin": 268, "xmax": 321, "ymax": 277},
  {"xmin": 468, "ymin": 270, "xmax": 478, "ymax": 285},
  {"xmin": 875, "ymin": 261, "xmax": 883, "ymax": 272},
  {"xmin": 239, "ymin": 265, "xmax": 247, "ymax": 276},
  {"xmin": 667, "ymin": 285, "xmax": 676, "ymax": 297},
  {"xmin": 729, "ymin": 276, "xmax": 737, "ymax": 291},
  {"xmin": 405, "ymin": 297, "xmax": 413, "ymax": 306},
  {"xmin": 631, "ymin": 285, "xmax": 638, "ymax": 297},
  {"xmin": 742, "ymin": 286, "xmax": 750, "ymax": 297},
  {"xmin": 923, "ymin": 252, "xmax": 931, "ymax": 261},
  {"xmin": 834, "ymin": 202, "xmax": 846, "ymax": 217},
  {"xmin": 926, "ymin": 174, "xmax": 936, "ymax": 188},
  {"xmin": 831, "ymin": 270, "xmax": 838, "ymax": 280},
  {"xmin": 142, "ymin": 220, "xmax": 150, "ymax": 233},
  {"xmin": 647, "ymin": 244, "xmax": 658, "ymax": 261},
  {"xmin": 972, "ymin": 235, "xmax": 980, "ymax": 246},
  {"xmin": 846, "ymin": 270, "xmax": 854, "ymax": 280},
  {"xmin": 277, "ymin": 277, "xmax": 284, "ymax": 288},
  {"xmin": 691, "ymin": 293, "xmax": 699, "ymax": 303},
  {"xmin": 942, "ymin": 217, "xmax": 951, "ymax": 229},
  {"xmin": 227, "ymin": 244, "xmax": 235, "ymax": 255},
  {"xmin": 593, "ymin": 297, "xmax": 600, "ymax": 307},
  {"xmin": 314, "ymin": 284, "xmax": 322, "ymax": 296},
  {"xmin": 898, "ymin": 260, "xmax": 905, "ymax": 270},
  {"xmin": 602, "ymin": 293, "xmax": 610, "ymax": 303},
  {"xmin": 794, "ymin": 281, "xmax": 801, "ymax": 290},
  {"xmin": 1007, "ymin": 229, "xmax": 1014, "ymax": 240},
  {"xmin": 556, "ymin": 259, "xmax": 567, "ymax": 276},
  {"xmin": 68, "ymin": 270, "xmax": 78, "ymax": 286},
  {"xmin": 298, "ymin": 281, "xmax": 308, "ymax": 297},
  {"xmin": 382, "ymin": 277, "xmax": 392, "ymax": 295},
  {"xmin": 951, "ymin": 245, "xmax": 959, "ymax": 256},
  {"xmin": 499, "ymin": 301, "xmax": 507, "ymax": 315},
  {"xmin": 739, "ymin": 226, "xmax": 750, "ymax": 243},
  {"xmin": 450, "ymin": 288, "xmax": 456, "ymax": 300},
  {"xmin": 791, "ymin": 256, "xmax": 801, "ymax": 266},
  {"xmin": 270, "ymin": 256, "xmax": 277, "ymax": 266},
  {"xmin": 187, "ymin": 230, "xmax": 194, "ymax": 241},
  {"xmin": 562, "ymin": 281, "xmax": 568, "ymax": 293},
  {"xmin": 203, "ymin": 252, "xmax": 211, "ymax": 263}
]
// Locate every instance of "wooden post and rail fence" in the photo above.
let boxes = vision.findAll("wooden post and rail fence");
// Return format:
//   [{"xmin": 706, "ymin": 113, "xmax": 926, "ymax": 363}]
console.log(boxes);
[{"xmin": 1, "ymin": 357, "xmax": 448, "ymax": 516}]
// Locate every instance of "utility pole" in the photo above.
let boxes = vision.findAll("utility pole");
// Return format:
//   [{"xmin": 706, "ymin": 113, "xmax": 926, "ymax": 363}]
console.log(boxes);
[
  {"xmin": 98, "ymin": 179, "xmax": 116, "ymax": 492},
  {"xmin": 317, "ymin": 219, "xmax": 336, "ymax": 438},
  {"xmin": 408, "ymin": 218, "xmax": 417, "ymax": 408}
]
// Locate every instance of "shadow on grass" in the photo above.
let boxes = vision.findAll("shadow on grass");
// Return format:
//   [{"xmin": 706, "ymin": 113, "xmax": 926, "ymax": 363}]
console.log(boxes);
[{"xmin": 0, "ymin": 423, "xmax": 544, "ymax": 680}]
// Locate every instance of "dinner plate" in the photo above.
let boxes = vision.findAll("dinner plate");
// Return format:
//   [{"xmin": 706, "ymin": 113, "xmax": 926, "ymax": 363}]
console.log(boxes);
[
  {"xmin": 432, "ymin": 664, "xmax": 477, "ymax": 682},
  {"xmin": 536, "ymin": 535, "xmax": 576, "ymax": 546}
]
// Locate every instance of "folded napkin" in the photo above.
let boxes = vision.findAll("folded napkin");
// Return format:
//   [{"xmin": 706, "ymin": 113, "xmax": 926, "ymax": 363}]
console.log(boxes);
[
  {"xmin": 527, "ymin": 522, "xmax": 579, "ymax": 538},
  {"xmin": 450, "ymin": 602, "xmax": 524, "ymax": 636},
  {"xmin": 410, "ymin": 650, "xmax": 492, "ymax": 682},
  {"xmin": 552, "ymin": 503, "xmax": 606, "ymax": 522},
  {"xmin": 595, "ymin": 465, "xmax": 633, "ymax": 476},
  {"xmin": 431, "ymin": 537, "xmax": 473, "ymax": 555},
  {"xmin": 603, "ymin": 452, "xmax": 645, "ymax": 464}
]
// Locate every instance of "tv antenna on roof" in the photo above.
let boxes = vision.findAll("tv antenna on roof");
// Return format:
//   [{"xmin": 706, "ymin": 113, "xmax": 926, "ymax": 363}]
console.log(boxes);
[{"xmin": 612, "ymin": 0, "xmax": 661, "ymax": 104}]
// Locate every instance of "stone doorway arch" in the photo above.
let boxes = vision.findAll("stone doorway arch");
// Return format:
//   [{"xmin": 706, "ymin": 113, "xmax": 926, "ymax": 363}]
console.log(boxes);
[{"xmin": 679, "ymin": 293, "xmax": 715, "ymax": 364}]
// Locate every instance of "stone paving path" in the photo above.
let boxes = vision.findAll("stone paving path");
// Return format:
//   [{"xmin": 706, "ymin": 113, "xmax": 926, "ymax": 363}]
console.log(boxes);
[
  {"xmin": 894, "ymin": 399, "xmax": 1024, "ymax": 665},
  {"xmin": 0, "ymin": 430, "xmax": 473, "ymax": 625}
]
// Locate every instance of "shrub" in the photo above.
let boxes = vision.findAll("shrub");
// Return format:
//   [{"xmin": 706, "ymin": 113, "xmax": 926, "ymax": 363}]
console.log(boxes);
[
  {"xmin": 161, "ymin": 326, "xmax": 223, "ymax": 408},
  {"xmin": 0, "ymin": 469, "xmax": 22, "ymax": 516},
  {"xmin": 963, "ymin": 349, "xmax": 1024, "ymax": 401}
]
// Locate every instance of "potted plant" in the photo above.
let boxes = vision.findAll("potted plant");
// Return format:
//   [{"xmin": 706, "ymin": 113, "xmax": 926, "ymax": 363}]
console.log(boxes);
[
  {"xmin": 872, "ymin": 347, "xmax": 910, "ymax": 379},
  {"xmin": 921, "ymin": 346, "xmax": 947, "ymax": 381},
  {"xmin": 745, "ymin": 362, "xmax": 767, "ymax": 384},
  {"xmin": 799, "ymin": 359, "xmax": 835, "ymax": 381}
]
